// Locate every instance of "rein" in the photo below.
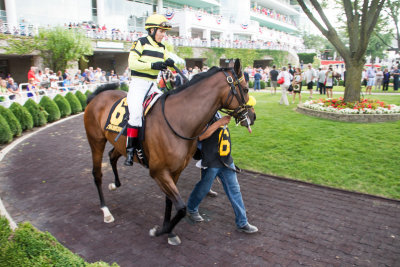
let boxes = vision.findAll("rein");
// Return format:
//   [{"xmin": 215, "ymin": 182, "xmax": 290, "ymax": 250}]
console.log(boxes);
[{"xmin": 161, "ymin": 67, "xmax": 250, "ymax": 140}]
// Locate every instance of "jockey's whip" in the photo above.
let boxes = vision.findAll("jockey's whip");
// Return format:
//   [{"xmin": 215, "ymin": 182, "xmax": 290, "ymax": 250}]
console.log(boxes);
[{"xmin": 114, "ymin": 123, "xmax": 127, "ymax": 142}]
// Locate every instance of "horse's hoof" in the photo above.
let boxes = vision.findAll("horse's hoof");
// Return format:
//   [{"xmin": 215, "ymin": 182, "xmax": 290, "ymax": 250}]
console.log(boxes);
[
  {"xmin": 168, "ymin": 234, "xmax": 181, "ymax": 246},
  {"xmin": 104, "ymin": 215, "xmax": 115, "ymax": 223},
  {"xmin": 149, "ymin": 225, "xmax": 159, "ymax": 237},
  {"xmin": 101, "ymin": 206, "xmax": 115, "ymax": 223},
  {"xmin": 108, "ymin": 183, "xmax": 117, "ymax": 191}
]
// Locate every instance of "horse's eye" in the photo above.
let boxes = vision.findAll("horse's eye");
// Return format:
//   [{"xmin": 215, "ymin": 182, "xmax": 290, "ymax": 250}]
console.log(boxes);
[{"xmin": 244, "ymin": 88, "xmax": 249, "ymax": 93}]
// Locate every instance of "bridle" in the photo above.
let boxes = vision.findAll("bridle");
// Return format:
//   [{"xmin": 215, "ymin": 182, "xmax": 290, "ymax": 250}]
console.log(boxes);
[
  {"xmin": 219, "ymin": 68, "xmax": 253, "ymax": 125},
  {"xmin": 161, "ymin": 67, "xmax": 253, "ymax": 140}
]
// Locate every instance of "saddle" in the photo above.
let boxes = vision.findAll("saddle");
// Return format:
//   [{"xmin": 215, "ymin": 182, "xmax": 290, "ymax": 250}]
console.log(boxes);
[{"xmin": 104, "ymin": 92, "xmax": 162, "ymax": 167}]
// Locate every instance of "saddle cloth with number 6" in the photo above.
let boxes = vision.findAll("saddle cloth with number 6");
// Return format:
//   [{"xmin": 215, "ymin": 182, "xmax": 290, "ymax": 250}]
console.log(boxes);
[{"xmin": 104, "ymin": 92, "xmax": 161, "ymax": 135}]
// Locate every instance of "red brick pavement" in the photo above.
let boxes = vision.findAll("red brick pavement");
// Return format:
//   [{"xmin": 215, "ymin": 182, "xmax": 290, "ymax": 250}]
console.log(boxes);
[{"xmin": 0, "ymin": 114, "xmax": 399, "ymax": 266}]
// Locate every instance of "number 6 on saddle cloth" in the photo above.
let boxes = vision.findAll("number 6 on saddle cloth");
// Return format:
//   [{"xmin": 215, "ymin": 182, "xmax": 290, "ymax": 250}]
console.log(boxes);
[{"xmin": 104, "ymin": 89, "xmax": 161, "ymax": 167}]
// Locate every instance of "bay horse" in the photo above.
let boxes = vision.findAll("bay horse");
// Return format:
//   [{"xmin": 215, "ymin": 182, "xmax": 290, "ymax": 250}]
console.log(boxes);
[{"xmin": 84, "ymin": 59, "xmax": 255, "ymax": 245}]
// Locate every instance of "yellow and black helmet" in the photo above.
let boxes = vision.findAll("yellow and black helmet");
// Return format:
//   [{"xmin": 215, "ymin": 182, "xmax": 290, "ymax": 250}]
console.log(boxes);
[{"xmin": 145, "ymin": 14, "xmax": 172, "ymax": 30}]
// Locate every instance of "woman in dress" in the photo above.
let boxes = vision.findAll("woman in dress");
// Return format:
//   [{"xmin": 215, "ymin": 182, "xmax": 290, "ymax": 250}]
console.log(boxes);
[{"xmin": 292, "ymin": 67, "xmax": 303, "ymax": 104}]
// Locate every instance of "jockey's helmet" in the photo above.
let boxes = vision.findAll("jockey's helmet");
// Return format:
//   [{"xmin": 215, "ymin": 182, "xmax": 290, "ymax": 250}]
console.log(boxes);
[{"xmin": 145, "ymin": 14, "xmax": 172, "ymax": 31}]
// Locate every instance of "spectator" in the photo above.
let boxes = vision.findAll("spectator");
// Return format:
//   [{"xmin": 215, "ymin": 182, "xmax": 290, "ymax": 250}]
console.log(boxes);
[
  {"xmin": 325, "ymin": 67, "xmax": 334, "ymax": 98},
  {"xmin": 382, "ymin": 68, "xmax": 390, "ymax": 91},
  {"xmin": 317, "ymin": 67, "xmax": 326, "ymax": 95},
  {"xmin": 57, "ymin": 71, "xmax": 63, "ymax": 81},
  {"xmin": 187, "ymin": 112, "xmax": 258, "ymax": 234},
  {"xmin": 392, "ymin": 66, "xmax": 400, "ymax": 91},
  {"xmin": 243, "ymin": 67, "xmax": 250, "ymax": 86},
  {"xmin": 292, "ymin": 67, "xmax": 303, "ymax": 104},
  {"xmin": 0, "ymin": 79, "xmax": 8, "ymax": 95},
  {"xmin": 27, "ymin": 66, "xmax": 39, "ymax": 82},
  {"xmin": 375, "ymin": 67, "xmax": 384, "ymax": 91},
  {"xmin": 27, "ymin": 78, "xmax": 37, "ymax": 97},
  {"xmin": 277, "ymin": 66, "xmax": 292, "ymax": 106},
  {"xmin": 304, "ymin": 63, "xmax": 316, "ymax": 99},
  {"xmin": 365, "ymin": 65, "xmax": 376, "ymax": 95},
  {"xmin": 6, "ymin": 78, "xmax": 20, "ymax": 96},
  {"xmin": 269, "ymin": 65, "xmax": 279, "ymax": 95},
  {"xmin": 253, "ymin": 69, "xmax": 262, "ymax": 91}
]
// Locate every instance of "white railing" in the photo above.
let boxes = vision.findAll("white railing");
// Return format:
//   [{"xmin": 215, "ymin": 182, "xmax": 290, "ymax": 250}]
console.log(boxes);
[{"xmin": 0, "ymin": 82, "xmax": 102, "ymax": 108}]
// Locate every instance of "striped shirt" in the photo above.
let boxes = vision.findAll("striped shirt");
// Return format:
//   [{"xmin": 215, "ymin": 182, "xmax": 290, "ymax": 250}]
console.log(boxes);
[{"xmin": 128, "ymin": 36, "xmax": 170, "ymax": 81}]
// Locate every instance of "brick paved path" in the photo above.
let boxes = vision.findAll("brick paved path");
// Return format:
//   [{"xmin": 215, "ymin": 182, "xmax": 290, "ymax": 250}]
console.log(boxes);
[{"xmin": 0, "ymin": 114, "xmax": 399, "ymax": 266}]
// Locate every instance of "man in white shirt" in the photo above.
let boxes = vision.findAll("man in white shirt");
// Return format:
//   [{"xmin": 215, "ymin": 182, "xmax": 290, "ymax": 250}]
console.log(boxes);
[
  {"xmin": 317, "ymin": 66, "xmax": 326, "ymax": 95},
  {"xmin": 304, "ymin": 64, "xmax": 317, "ymax": 99}
]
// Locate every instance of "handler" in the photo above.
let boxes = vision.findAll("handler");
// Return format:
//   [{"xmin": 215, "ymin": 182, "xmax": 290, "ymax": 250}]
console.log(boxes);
[
  {"xmin": 125, "ymin": 14, "xmax": 175, "ymax": 166},
  {"xmin": 187, "ymin": 110, "xmax": 258, "ymax": 234}
]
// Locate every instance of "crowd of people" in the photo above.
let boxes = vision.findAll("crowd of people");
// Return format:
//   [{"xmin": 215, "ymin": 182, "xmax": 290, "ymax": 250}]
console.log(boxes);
[
  {"xmin": 0, "ymin": 66, "xmax": 131, "ymax": 102},
  {"xmin": 361, "ymin": 64, "xmax": 400, "ymax": 94}
]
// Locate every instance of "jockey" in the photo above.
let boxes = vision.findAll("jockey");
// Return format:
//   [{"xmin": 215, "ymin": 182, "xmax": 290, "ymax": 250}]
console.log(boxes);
[{"xmin": 125, "ymin": 14, "xmax": 174, "ymax": 166}]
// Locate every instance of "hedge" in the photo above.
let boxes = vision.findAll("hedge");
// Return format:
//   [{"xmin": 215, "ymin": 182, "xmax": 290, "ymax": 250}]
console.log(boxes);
[
  {"xmin": 249, "ymin": 80, "xmax": 254, "ymax": 88},
  {"xmin": 53, "ymin": 95, "xmax": 71, "ymax": 118},
  {"xmin": 23, "ymin": 99, "xmax": 47, "ymax": 127},
  {"xmin": 9, "ymin": 102, "xmax": 33, "ymax": 131},
  {"xmin": 0, "ymin": 114, "xmax": 12, "ymax": 144},
  {"xmin": 65, "ymin": 92, "xmax": 82, "ymax": 114},
  {"xmin": 0, "ymin": 106, "xmax": 22, "ymax": 137},
  {"xmin": 0, "ymin": 217, "xmax": 119, "ymax": 266},
  {"xmin": 260, "ymin": 80, "xmax": 266, "ymax": 89},
  {"xmin": 75, "ymin": 90, "xmax": 87, "ymax": 110},
  {"xmin": 39, "ymin": 96, "xmax": 60, "ymax": 122},
  {"xmin": 120, "ymin": 82, "xmax": 129, "ymax": 92},
  {"xmin": 85, "ymin": 90, "xmax": 92, "ymax": 98}
]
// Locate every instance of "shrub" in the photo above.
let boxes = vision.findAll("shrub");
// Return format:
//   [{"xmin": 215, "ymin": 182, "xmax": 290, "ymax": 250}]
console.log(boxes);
[
  {"xmin": 75, "ymin": 91, "xmax": 87, "ymax": 110},
  {"xmin": 120, "ymin": 82, "xmax": 129, "ymax": 92},
  {"xmin": 85, "ymin": 90, "xmax": 92, "ymax": 98},
  {"xmin": 260, "ymin": 80, "xmax": 266, "ymax": 89},
  {"xmin": 53, "ymin": 94, "xmax": 71, "ymax": 118},
  {"xmin": 39, "ymin": 96, "xmax": 60, "ymax": 122},
  {"xmin": 249, "ymin": 80, "xmax": 254, "ymax": 88},
  {"xmin": 65, "ymin": 92, "xmax": 82, "ymax": 114},
  {"xmin": 0, "ymin": 114, "xmax": 12, "ymax": 144},
  {"xmin": 0, "ymin": 217, "xmax": 119, "ymax": 266},
  {"xmin": 9, "ymin": 102, "xmax": 33, "ymax": 131},
  {"xmin": 23, "ymin": 99, "xmax": 47, "ymax": 127},
  {"xmin": 0, "ymin": 106, "xmax": 22, "ymax": 137}
]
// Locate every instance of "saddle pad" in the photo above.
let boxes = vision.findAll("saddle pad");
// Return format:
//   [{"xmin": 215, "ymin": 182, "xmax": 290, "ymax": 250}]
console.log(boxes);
[
  {"xmin": 104, "ymin": 93, "xmax": 162, "ymax": 135},
  {"xmin": 104, "ymin": 97, "xmax": 129, "ymax": 134}
]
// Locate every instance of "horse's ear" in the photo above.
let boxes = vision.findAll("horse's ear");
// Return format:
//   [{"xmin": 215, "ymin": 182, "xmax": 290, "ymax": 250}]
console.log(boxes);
[{"xmin": 234, "ymin": 58, "xmax": 242, "ymax": 76}]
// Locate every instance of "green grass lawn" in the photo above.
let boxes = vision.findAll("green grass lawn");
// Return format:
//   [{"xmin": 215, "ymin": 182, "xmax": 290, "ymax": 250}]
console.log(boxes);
[{"xmin": 230, "ymin": 92, "xmax": 400, "ymax": 199}]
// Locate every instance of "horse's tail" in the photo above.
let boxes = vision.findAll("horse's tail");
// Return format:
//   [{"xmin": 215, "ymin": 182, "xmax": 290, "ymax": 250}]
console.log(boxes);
[{"xmin": 86, "ymin": 82, "xmax": 121, "ymax": 104}]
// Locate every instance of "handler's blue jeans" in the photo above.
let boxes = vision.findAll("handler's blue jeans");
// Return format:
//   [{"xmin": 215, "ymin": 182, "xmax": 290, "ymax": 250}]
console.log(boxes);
[
  {"xmin": 254, "ymin": 80, "xmax": 261, "ymax": 90},
  {"xmin": 187, "ymin": 162, "xmax": 248, "ymax": 228}
]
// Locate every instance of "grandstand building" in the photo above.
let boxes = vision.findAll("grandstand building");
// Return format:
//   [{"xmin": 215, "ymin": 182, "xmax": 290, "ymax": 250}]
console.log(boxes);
[{"xmin": 0, "ymin": 0, "xmax": 308, "ymax": 82}]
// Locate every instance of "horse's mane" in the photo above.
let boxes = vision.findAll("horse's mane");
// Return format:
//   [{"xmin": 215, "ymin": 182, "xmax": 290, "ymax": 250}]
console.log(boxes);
[
  {"xmin": 86, "ymin": 82, "xmax": 120, "ymax": 104},
  {"xmin": 165, "ymin": 66, "xmax": 222, "ymax": 96}
]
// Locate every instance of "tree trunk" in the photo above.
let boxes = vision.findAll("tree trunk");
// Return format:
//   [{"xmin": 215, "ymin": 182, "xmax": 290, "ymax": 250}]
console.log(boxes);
[{"xmin": 343, "ymin": 60, "xmax": 365, "ymax": 102}]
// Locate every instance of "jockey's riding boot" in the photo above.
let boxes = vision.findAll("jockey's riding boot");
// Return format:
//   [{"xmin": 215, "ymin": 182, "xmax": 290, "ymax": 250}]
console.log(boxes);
[{"xmin": 124, "ymin": 125, "xmax": 139, "ymax": 166}]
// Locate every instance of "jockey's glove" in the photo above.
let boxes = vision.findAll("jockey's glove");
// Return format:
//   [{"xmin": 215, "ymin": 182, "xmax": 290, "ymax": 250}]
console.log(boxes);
[
  {"xmin": 165, "ymin": 58, "xmax": 175, "ymax": 67},
  {"xmin": 151, "ymin": 61, "xmax": 167, "ymax": 70}
]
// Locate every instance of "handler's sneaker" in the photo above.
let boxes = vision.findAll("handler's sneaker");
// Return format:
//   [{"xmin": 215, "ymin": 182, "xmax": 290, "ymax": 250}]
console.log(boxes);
[
  {"xmin": 207, "ymin": 189, "xmax": 218, "ymax": 197},
  {"xmin": 237, "ymin": 223, "xmax": 258, "ymax": 234},
  {"xmin": 187, "ymin": 211, "xmax": 204, "ymax": 222}
]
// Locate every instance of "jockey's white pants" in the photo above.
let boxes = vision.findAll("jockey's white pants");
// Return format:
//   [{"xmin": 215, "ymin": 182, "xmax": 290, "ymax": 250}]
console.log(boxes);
[{"xmin": 127, "ymin": 77, "xmax": 162, "ymax": 127}]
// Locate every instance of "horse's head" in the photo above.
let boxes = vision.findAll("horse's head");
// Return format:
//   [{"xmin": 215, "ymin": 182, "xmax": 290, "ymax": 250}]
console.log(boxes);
[{"xmin": 220, "ymin": 59, "xmax": 256, "ymax": 133}]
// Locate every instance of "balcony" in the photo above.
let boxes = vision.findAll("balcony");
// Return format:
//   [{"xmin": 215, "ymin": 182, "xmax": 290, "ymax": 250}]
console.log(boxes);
[{"xmin": 250, "ymin": 10, "xmax": 297, "ymax": 33}]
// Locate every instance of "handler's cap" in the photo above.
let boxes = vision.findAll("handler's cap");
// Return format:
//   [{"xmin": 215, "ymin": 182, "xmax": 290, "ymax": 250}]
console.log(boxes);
[
  {"xmin": 246, "ymin": 95, "xmax": 256, "ymax": 106},
  {"xmin": 145, "ymin": 14, "xmax": 172, "ymax": 30}
]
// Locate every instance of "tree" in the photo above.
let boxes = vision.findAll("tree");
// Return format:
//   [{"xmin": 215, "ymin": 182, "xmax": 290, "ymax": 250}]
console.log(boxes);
[
  {"xmin": 36, "ymin": 27, "xmax": 93, "ymax": 72},
  {"xmin": 373, "ymin": 0, "xmax": 399, "ymax": 54},
  {"xmin": 297, "ymin": 0, "xmax": 385, "ymax": 102},
  {"xmin": 6, "ymin": 27, "xmax": 93, "ymax": 72}
]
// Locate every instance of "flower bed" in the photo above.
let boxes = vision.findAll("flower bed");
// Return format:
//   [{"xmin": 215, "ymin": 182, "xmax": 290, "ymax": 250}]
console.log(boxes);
[{"xmin": 303, "ymin": 98, "xmax": 400, "ymax": 115}]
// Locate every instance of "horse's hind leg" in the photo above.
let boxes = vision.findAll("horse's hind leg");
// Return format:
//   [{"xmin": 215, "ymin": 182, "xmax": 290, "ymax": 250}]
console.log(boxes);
[
  {"xmin": 108, "ymin": 147, "xmax": 122, "ymax": 191},
  {"xmin": 149, "ymin": 174, "xmax": 186, "ymax": 245},
  {"xmin": 88, "ymin": 136, "xmax": 115, "ymax": 223}
]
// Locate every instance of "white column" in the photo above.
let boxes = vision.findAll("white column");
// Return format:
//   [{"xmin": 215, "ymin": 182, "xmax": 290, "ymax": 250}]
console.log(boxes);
[
  {"xmin": 202, "ymin": 29, "xmax": 211, "ymax": 47},
  {"xmin": 157, "ymin": 0, "xmax": 163, "ymax": 14},
  {"xmin": 4, "ymin": 0, "xmax": 17, "ymax": 30},
  {"xmin": 96, "ymin": 0, "xmax": 105, "ymax": 26}
]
